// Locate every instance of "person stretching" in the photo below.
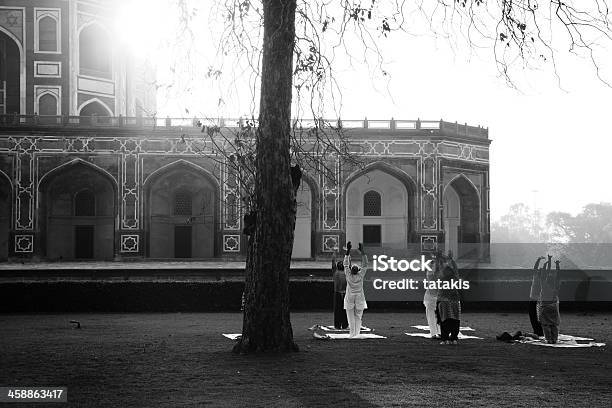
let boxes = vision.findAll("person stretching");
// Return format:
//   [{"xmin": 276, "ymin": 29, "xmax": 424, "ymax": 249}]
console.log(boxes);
[
  {"xmin": 343, "ymin": 241, "xmax": 369, "ymax": 339},
  {"xmin": 538, "ymin": 258, "xmax": 562, "ymax": 344},
  {"xmin": 423, "ymin": 251, "xmax": 441, "ymax": 339},
  {"xmin": 332, "ymin": 248, "xmax": 348, "ymax": 329},
  {"xmin": 529, "ymin": 256, "xmax": 545, "ymax": 337}
]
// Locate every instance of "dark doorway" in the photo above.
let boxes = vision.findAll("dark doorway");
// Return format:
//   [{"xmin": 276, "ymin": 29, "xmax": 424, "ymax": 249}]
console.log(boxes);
[
  {"xmin": 174, "ymin": 225, "xmax": 192, "ymax": 258},
  {"xmin": 75, "ymin": 225, "xmax": 94, "ymax": 259},
  {"xmin": 363, "ymin": 225, "xmax": 382, "ymax": 246}
]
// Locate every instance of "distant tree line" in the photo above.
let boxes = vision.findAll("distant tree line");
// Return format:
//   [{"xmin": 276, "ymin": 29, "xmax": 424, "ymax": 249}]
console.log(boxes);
[{"xmin": 492, "ymin": 203, "xmax": 612, "ymax": 243}]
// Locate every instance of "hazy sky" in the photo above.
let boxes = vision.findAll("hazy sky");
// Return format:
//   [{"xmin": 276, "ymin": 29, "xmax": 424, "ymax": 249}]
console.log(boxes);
[{"xmin": 115, "ymin": 1, "xmax": 612, "ymax": 220}]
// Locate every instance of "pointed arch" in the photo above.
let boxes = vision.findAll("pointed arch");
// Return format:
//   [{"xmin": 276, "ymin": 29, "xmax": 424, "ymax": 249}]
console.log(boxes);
[
  {"xmin": 78, "ymin": 98, "xmax": 113, "ymax": 117},
  {"xmin": 343, "ymin": 161, "xmax": 417, "ymax": 194},
  {"xmin": 443, "ymin": 173, "xmax": 481, "ymax": 258},
  {"xmin": 292, "ymin": 171, "xmax": 319, "ymax": 259},
  {"xmin": 0, "ymin": 26, "xmax": 26, "ymax": 114},
  {"xmin": 143, "ymin": 159, "xmax": 219, "ymax": 189},
  {"xmin": 298, "ymin": 170, "xmax": 320, "ymax": 220},
  {"xmin": 343, "ymin": 161, "xmax": 417, "ymax": 245},
  {"xmin": 37, "ymin": 15, "xmax": 58, "ymax": 52},
  {"xmin": 443, "ymin": 173, "xmax": 480, "ymax": 200},
  {"xmin": 0, "ymin": 169, "xmax": 14, "ymax": 192},
  {"xmin": 38, "ymin": 158, "xmax": 117, "ymax": 260},
  {"xmin": 77, "ymin": 20, "xmax": 112, "ymax": 38},
  {"xmin": 37, "ymin": 91, "xmax": 59, "ymax": 116},
  {"xmin": 144, "ymin": 160, "xmax": 220, "ymax": 259},
  {"xmin": 38, "ymin": 158, "xmax": 118, "ymax": 194}
]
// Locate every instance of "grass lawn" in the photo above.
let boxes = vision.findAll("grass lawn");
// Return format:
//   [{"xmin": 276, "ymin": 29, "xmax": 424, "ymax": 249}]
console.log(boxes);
[{"xmin": 1, "ymin": 311, "xmax": 610, "ymax": 407}]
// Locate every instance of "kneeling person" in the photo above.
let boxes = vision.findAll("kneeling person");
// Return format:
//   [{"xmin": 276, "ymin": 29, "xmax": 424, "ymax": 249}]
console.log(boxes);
[{"xmin": 436, "ymin": 252, "xmax": 461, "ymax": 344}]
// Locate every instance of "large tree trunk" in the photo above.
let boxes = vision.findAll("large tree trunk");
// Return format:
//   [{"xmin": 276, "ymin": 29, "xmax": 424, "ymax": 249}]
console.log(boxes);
[{"xmin": 233, "ymin": 0, "xmax": 299, "ymax": 353}]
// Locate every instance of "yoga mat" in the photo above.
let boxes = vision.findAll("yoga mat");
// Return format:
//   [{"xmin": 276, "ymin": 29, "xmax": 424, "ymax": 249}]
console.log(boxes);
[
  {"xmin": 307, "ymin": 324, "xmax": 372, "ymax": 332},
  {"xmin": 558, "ymin": 334, "xmax": 594, "ymax": 342},
  {"xmin": 319, "ymin": 325, "xmax": 372, "ymax": 332},
  {"xmin": 405, "ymin": 332, "xmax": 483, "ymax": 340},
  {"xmin": 412, "ymin": 325, "xmax": 475, "ymax": 332},
  {"xmin": 317, "ymin": 333, "xmax": 386, "ymax": 340},
  {"xmin": 521, "ymin": 340, "xmax": 605, "ymax": 348},
  {"xmin": 519, "ymin": 333, "xmax": 603, "ymax": 347}
]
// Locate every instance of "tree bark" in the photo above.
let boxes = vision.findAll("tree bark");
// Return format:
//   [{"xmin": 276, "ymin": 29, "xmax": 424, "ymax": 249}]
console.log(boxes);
[{"xmin": 233, "ymin": 0, "xmax": 299, "ymax": 353}]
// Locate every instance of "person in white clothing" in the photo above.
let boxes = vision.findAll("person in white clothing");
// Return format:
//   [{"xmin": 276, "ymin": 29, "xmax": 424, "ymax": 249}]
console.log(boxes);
[
  {"xmin": 423, "ymin": 252, "xmax": 441, "ymax": 339},
  {"xmin": 343, "ymin": 241, "xmax": 369, "ymax": 338}
]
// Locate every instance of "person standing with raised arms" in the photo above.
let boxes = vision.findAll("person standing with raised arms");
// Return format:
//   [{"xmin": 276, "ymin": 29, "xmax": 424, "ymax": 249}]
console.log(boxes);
[
  {"xmin": 343, "ymin": 241, "xmax": 369, "ymax": 338},
  {"xmin": 423, "ymin": 251, "xmax": 441, "ymax": 339},
  {"xmin": 529, "ymin": 256, "xmax": 545, "ymax": 337},
  {"xmin": 331, "ymin": 248, "xmax": 348, "ymax": 329},
  {"xmin": 538, "ymin": 257, "xmax": 562, "ymax": 344}
]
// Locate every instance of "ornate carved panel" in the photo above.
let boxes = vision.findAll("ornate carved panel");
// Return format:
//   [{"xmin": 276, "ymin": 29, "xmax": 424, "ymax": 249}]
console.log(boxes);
[
  {"xmin": 120, "ymin": 142, "xmax": 139, "ymax": 229},
  {"xmin": 420, "ymin": 235, "xmax": 438, "ymax": 252},
  {"xmin": 120, "ymin": 234, "xmax": 139, "ymax": 253},
  {"xmin": 0, "ymin": 8, "xmax": 25, "ymax": 45},
  {"xmin": 223, "ymin": 234, "xmax": 240, "ymax": 252},
  {"xmin": 322, "ymin": 235, "xmax": 339, "ymax": 252},
  {"xmin": 418, "ymin": 146, "xmax": 438, "ymax": 231},
  {"xmin": 321, "ymin": 155, "xmax": 339, "ymax": 230},
  {"xmin": 12, "ymin": 137, "xmax": 37, "ymax": 230},
  {"xmin": 222, "ymin": 159, "xmax": 240, "ymax": 230},
  {"xmin": 354, "ymin": 139, "xmax": 488, "ymax": 164},
  {"xmin": 14, "ymin": 234, "xmax": 33, "ymax": 253}
]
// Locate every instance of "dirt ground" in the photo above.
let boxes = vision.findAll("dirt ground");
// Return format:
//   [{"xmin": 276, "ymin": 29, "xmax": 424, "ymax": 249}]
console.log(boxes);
[{"xmin": 1, "ymin": 311, "xmax": 611, "ymax": 407}]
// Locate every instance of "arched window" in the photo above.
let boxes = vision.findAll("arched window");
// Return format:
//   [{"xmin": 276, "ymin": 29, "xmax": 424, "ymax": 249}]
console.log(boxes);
[
  {"xmin": 174, "ymin": 191, "xmax": 192, "ymax": 216},
  {"xmin": 74, "ymin": 190, "xmax": 95, "ymax": 216},
  {"xmin": 39, "ymin": 16, "xmax": 58, "ymax": 52},
  {"xmin": 38, "ymin": 93, "xmax": 58, "ymax": 116},
  {"xmin": 79, "ymin": 24, "xmax": 111, "ymax": 79},
  {"xmin": 363, "ymin": 190, "xmax": 381, "ymax": 216}
]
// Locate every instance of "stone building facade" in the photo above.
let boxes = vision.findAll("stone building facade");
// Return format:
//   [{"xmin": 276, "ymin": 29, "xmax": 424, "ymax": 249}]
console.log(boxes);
[
  {"xmin": 0, "ymin": 119, "xmax": 490, "ymax": 261},
  {"xmin": 0, "ymin": 1, "xmax": 490, "ymax": 262}
]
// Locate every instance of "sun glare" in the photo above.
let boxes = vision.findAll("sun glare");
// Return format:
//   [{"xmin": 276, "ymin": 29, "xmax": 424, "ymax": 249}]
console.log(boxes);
[{"xmin": 114, "ymin": 0, "xmax": 170, "ymax": 57}]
